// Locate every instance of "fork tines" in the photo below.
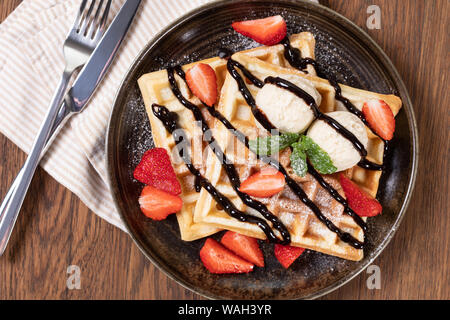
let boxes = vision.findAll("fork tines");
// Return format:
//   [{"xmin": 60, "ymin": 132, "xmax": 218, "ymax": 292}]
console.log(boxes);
[{"xmin": 74, "ymin": 0, "xmax": 113, "ymax": 40}]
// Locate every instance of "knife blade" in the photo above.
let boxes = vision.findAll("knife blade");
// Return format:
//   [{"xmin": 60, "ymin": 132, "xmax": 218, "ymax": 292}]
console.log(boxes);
[
  {"xmin": 65, "ymin": 0, "xmax": 143, "ymax": 113},
  {"xmin": 44, "ymin": 0, "xmax": 143, "ymax": 152}
]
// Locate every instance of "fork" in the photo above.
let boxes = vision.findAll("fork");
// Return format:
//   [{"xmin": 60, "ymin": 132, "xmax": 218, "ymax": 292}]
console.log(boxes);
[{"xmin": 0, "ymin": 0, "xmax": 112, "ymax": 255}]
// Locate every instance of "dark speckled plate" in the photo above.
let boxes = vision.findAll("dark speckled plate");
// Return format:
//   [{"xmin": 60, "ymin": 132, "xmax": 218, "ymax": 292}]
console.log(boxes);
[{"xmin": 106, "ymin": 0, "xmax": 418, "ymax": 299}]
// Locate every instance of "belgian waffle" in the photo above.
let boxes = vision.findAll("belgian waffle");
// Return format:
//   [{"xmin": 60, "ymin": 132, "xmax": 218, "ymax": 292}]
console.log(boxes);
[
  {"xmin": 193, "ymin": 53, "xmax": 402, "ymax": 260},
  {"xmin": 137, "ymin": 33, "xmax": 317, "ymax": 241}
]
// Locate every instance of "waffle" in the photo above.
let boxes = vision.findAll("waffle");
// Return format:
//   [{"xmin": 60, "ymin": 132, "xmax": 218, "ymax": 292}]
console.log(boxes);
[
  {"xmin": 137, "ymin": 33, "xmax": 317, "ymax": 241},
  {"xmin": 193, "ymin": 53, "xmax": 402, "ymax": 261}
]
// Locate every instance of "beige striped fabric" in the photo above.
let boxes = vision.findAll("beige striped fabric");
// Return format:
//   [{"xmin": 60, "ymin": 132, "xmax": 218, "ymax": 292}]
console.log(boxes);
[{"xmin": 0, "ymin": 0, "xmax": 318, "ymax": 232}]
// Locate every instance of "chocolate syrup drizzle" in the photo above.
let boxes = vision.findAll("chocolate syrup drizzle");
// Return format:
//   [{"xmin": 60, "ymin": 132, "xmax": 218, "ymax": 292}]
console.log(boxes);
[
  {"xmin": 152, "ymin": 104, "xmax": 283, "ymax": 243},
  {"xmin": 264, "ymin": 76, "xmax": 368, "ymax": 158},
  {"xmin": 202, "ymin": 90, "xmax": 367, "ymax": 234},
  {"xmin": 189, "ymin": 53, "xmax": 365, "ymax": 248},
  {"xmin": 222, "ymin": 61, "xmax": 368, "ymax": 238},
  {"xmin": 281, "ymin": 37, "xmax": 318, "ymax": 73},
  {"xmin": 226, "ymin": 59, "xmax": 277, "ymax": 133},
  {"xmin": 280, "ymin": 37, "xmax": 387, "ymax": 171},
  {"xmin": 151, "ymin": 45, "xmax": 376, "ymax": 249},
  {"xmin": 166, "ymin": 66, "xmax": 291, "ymax": 244}
]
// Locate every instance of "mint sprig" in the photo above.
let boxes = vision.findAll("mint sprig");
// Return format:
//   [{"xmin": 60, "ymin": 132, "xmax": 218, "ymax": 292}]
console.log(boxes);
[
  {"xmin": 290, "ymin": 142, "xmax": 308, "ymax": 177},
  {"xmin": 249, "ymin": 133, "xmax": 337, "ymax": 176},
  {"xmin": 301, "ymin": 136, "xmax": 337, "ymax": 175},
  {"xmin": 290, "ymin": 136, "xmax": 337, "ymax": 176},
  {"xmin": 248, "ymin": 133, "xmax": 300, "ymax": 156}
]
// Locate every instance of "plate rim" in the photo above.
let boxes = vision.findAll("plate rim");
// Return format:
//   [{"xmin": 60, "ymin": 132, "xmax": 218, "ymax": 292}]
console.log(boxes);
[{"xmin": 106, "ymin": 0, "xmax": 419, "ymax": 300}]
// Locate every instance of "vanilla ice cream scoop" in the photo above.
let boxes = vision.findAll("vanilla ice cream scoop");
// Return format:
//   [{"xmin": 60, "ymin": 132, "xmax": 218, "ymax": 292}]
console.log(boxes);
[
  {"xmin": 255, "ymin": 75, "xmax": 321, "ymax": 134},
  {"xmin": 307, "ymin": 111, "xmax": 368, "ymax": 172}
]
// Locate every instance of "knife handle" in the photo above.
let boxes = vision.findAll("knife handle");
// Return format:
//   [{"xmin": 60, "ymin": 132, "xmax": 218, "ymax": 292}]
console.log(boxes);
[{"xmin": 0, "ymin": 72, "xmax": 72, "ymax": 255}]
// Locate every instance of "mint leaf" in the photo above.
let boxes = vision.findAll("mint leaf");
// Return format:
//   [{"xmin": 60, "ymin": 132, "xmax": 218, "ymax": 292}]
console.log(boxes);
[
  {"xmin": 249, "ymin": 133, "xmax": 300, "ymax": 156},
  {"xmin": 301, "ymin": 136, "xmax": 337, "ymax": 175},
  {"xmin": 290, "ymin": 142, "xmax": 308, "ymax": 177}
]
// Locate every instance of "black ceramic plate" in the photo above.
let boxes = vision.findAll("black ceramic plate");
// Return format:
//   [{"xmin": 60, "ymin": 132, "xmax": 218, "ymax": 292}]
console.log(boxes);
[{"xmin": 106, "ymin": 0, "xmax": 418, "ymax": 299}]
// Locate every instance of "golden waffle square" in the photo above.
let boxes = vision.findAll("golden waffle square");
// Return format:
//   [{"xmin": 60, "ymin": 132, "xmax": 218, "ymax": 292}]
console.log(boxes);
[
  {"xmin": 194, "ymin": 53, "xmax": 402, "ymax": 260},
  {"xmin": 137, "ymin": 33, "xmax": 317, "ymax": 241}
]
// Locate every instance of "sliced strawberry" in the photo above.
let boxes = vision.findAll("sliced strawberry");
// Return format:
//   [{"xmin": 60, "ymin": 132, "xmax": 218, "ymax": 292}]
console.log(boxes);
[
  {"xmin": 139, "ymin": 186, "xmax": 183, "ymax": 220},
  {"xmin": 339, "ymin": 174, "xmax": 382, "ymax": 217},
  {"xmin": 200, "ymin": 238, "xmax": 254, "ymax": 274},
  {"xmin": 239, "ymin": 167, "xmax": 285, "ymax": 198},
  {"xmin": 133, "ymin": 148, "xmax": 181, "ymax": 196},
  {"xmin": 362, "ymin": 99, "xmax": 396, "ymax": 141},
  {"xmin": 221, "ymin": 231, "xmax": 264, "ymax": 267},
  {"xmin": 185, "ymin": 63, "xmax": 217, "ymax": 106},
  {"xmin": 232, "ymin": 15, "xmax": 287, "ymax": 46},
  {"xmin": 274, "ymin": 244, "xmax": 305, "ymax": 269}
]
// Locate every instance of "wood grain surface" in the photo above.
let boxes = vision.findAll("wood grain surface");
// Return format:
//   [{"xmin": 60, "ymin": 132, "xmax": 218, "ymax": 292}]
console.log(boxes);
[{"xmin": 0, "ymin": 0, "xmax": 448, "ymax": 300}]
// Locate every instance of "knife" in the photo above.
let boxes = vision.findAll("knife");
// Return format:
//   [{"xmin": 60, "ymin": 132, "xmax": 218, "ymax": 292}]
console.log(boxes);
[
  {"xmin": 54, "ymin": 0, "xmax": 143, "ymax": 149},
  {"xmin": 0, "ymin": 0, "xmax": 143, "ymax": 255}
]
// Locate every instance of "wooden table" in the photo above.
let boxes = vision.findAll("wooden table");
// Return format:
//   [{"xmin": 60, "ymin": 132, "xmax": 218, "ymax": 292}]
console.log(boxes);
[{"xmin": 0, "ymin": 0, "xmax": 448, "ymax": 300}]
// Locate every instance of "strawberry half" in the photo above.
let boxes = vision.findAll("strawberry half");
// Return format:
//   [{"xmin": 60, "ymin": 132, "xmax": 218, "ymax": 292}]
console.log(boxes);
[
  {"xmin": 362, "ymin": 99, "xmax": 396, "ymax": 141},
  {"xmin": 274, "ymin": 244, "xmax": 305, "ymax": 269},
  {"xmin": 239, "ymin": 167, "xmax": 285, "ymax": 198},
  {"xmin": 221, "ymin": 231, "xmax": 264, "ymax": 267},
  {"xmin": 339, "ymin": 174, "xmax": 382, "ymax": 217},
  {"xmin": 200, "ymin": 238, "xmax": 254, "ymax": 274},
  {"xmin": 232, "ymin": 15, "xmax": 287, "ymax": 46},
  {"xmin": 185, "ymin": 63, "xmax": 218, "ymax": 106},
  {"xmin": 139, "ymin": 186, "xmax": 183, "ymax": 220},
  {"xmin": 133, "ymin": 148, "xmax": 181, "ymax": 196}
]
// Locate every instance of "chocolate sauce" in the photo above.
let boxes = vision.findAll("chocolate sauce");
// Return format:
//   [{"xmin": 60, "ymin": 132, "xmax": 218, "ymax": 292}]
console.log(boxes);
[
  {"xmin": 208, "ymin": 102, "xmax": 366, "ymax": 247},
  {"xmin": 215, "ymin": 60, "xmax": 366, "ymax": 248},
  {"xmin": 205, "ymin": 104, "xmax": 250, "ymax": 147},
  {"xmin": 152, "ymin": 104, "xmax": 281, "ymax": 243},
  {"xmin": 194, "ymin": 176, "xmax": 202, "ymax": 192},
  {"xmin": 279, "ymin": 43, "xmax": 387, "ymax": 171},
  {"xmin": 358, "ymin": 159, "xmax": 384, "ymax": 171},
  {"xmin": 280, "ymin": 37, "xmax": 389, "ymax": 167},
  {"xmin": 330, "ymin": 80, "xmax": 388, "ymax": 170},
  {"xmin": 264, "ymin": 76, "xmax": 368, "ymax": 157},
  {"xmin": 198, "ymin": 37, "xmax": 394, "ymax": 248},
  {"xmin": 226, "ymin": 59, "xmax": 277, "ymax": 133},
  {"xmin": 200, "ymin": 80, "xmax": 366, "ymax": 247},
  {"xmin": 167, "ymin": 66, "xmax": 291, "ymax": 244},
  {"xmin": 329, "ymin": 80, "xmax": 364, "ymax": 121},
  {"xmin": 153, "ymin": 47, "xmax": 377, "ymax": 249},
  {"xmin": 281, "ymin": 37, "xmax": 318, "ymax": 73},
  {"xmin": 279, "ymin": 163, "xmax": 364, "ymax": 249},
  {"xmin": 307, "ymin": 163, "xmax": 368, "ymax": 232}
]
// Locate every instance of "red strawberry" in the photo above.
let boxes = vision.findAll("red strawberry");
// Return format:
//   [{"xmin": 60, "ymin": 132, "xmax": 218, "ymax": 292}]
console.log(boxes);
[
  {"xmin": 239, "ymin": 167, "xmax": 285, "ymax": 198},
  {"xmin": 232, "ymin": 15, "xmax": 287, "ymax": 46},
  {"xmin": 274, "ymin": 244, "xmax": 305, "ymax": 269},
  {"xmin": 362, "ymin": 99, "xmax": 396, "ymax": 141},
  {"xmin": 339, "ymin": 174, "xmax": 382, "ymax": 217},
  {"xmin": 185, "ymin": 63, "xmax": 218, "ymax": 106},
  {"xmin": 221, "ymin": 231, "xmax": 264, "ymax": 267},
  {"xmin": 139, "ymin": 186, "xmax": 183, "ymax": 220},
  {"xmin": 200, "ymin": 238, "xmax": 254, "ymax": 274},
  {"xmin": 133, "ymin": 148, "xmax": 181, "ymax": 196}
]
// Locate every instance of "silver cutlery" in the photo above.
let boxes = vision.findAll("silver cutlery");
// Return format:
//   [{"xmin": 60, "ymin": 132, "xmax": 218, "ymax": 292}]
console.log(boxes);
[{"xmin": 0, "ymin": 0, "xmax": 142, "ymax": 255}]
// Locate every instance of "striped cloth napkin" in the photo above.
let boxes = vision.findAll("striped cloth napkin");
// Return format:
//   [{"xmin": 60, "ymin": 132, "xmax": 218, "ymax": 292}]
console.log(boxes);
[{"xmin": 0, "ymin": 0, "xmax": 318, "ymax": 232}]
